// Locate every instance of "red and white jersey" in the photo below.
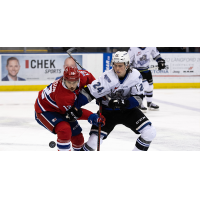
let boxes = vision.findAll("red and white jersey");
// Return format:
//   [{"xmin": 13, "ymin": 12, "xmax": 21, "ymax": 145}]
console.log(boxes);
[{"xmin": 35, "ymin": 70, "xmax": 95, "ymax": 114}]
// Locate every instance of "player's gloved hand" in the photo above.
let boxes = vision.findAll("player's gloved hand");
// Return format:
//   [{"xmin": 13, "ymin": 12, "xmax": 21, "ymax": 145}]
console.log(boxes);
[
  {"xmin": 108, "ymin": 99, "xmax": 130, "ymax": 111},
  {"xmin": 88, "ymin": 113, "xmax": 106, "ymax": 127},
  {"xmin": 120, "ymin": 99, "xmax": 130, "ymax": 111},
  {"xmin": 65, "ymin": 106, "xmax": 83, "ymax": 122},
  {"xmin": 158, "ymin": 59, "xmax": 166, "ymax": 70}
]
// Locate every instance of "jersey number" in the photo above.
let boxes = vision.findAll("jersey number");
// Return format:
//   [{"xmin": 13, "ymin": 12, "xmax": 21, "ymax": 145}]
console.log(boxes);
[
  {"xmin": 139, "ymin": 84, "xmax": 144, "ymax": 91},
  {"xmin": 93, "ymin": 82, "xmax": 104, "ymax": 93},
  {"xmin": 135, "ymin": 83, "xmax": 144, "ymax": 92}
]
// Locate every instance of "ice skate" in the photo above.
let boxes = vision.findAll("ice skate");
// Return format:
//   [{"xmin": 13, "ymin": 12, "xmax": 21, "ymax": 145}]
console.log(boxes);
[
  {"xmin": 147, "ymin": 102, "xmax": 159, "ymax": 110},
  {"xmin": 138, "ymin": 104, "xmax": 147, "ymax": 113}
]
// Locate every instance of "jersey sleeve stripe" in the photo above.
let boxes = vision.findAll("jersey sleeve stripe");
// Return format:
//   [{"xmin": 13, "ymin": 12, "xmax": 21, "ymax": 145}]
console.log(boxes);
[
  {"xmin": 37, "ymin": 98, "xmax": 46, "ymax": 112},
  {"xmin": 43, "ymin": 92, "xmax": 59, "ymax": 108},
  {"xmin": 154, "ymin": 54, "xmax": 162, "ymax": 61}
]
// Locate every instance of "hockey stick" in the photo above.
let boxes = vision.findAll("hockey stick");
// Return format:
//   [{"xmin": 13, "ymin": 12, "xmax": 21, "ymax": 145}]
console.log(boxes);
[
  {"xmin": 66, "ymin": 47, "xmax": 85, "ymax": 70},
  {"xmin": 97, "ymin": 101, "xmax": 102, "ymax": 151},
  {"xmin": 132, "ymin": 66, "xmax": 158, "ymax": 72}
]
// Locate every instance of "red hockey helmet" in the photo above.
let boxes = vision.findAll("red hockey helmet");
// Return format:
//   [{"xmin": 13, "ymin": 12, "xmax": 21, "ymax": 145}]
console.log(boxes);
[{"xmin": 63, "ymin": 66, "xmax": 80, "ymax": 81}]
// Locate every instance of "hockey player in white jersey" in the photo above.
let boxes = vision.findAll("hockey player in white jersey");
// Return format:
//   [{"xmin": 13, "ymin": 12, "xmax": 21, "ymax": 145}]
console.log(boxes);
[
  {"xmin": 128, "ymin": 47, "xmax": 166, "ymax": 111},
  {"xmin": 78, "ymin": 51, "xmax": 156, "ymax": 151}
]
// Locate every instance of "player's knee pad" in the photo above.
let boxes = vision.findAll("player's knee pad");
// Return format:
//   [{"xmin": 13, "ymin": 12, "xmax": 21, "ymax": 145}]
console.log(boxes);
[
  {"xmin": 140, "ymin": 125, "xmax": 156, "ymax": 142},
  {"xmin": 84, "ymin": 134, "xmax": 104, "ymax": 151},
  {"xmin": 55, "ymin": 121, "xmax": 72, "ymax": 151},
  {"xmin": 71, "ymin": 133, "xmax": 84, "ymax": 151}
]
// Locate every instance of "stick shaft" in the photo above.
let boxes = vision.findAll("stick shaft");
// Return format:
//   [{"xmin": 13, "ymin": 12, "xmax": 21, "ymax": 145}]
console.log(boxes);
[
  {"xmin": 66, "ymin": 48, "xmax": 84, "ymax": 70},
  {"xmin": 97, "ymin": 102, "xmax": 102, "ymax": 151}
]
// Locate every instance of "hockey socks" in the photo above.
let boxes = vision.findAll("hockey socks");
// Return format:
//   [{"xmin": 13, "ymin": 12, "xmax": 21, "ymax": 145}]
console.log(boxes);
[{"xmin": 134, "ymin": 136, "xmax": 152, "ymax": 151}]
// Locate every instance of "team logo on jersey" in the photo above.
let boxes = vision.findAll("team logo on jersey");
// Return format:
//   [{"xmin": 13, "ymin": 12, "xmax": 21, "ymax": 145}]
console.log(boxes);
[
  {"xmin": 137, "ymin": 54, "xmax": 149, "ymax": 66},
  {"xmin": 52, "ymin": 118, "xmax": 57, "ymax": 122},
  {"xmin": 137, "ymin": 52, "xmax": 141, "ymax": 56},
  {"xmin": 111, "ymin": 89, "xmax": 124, "ymax": 99}
]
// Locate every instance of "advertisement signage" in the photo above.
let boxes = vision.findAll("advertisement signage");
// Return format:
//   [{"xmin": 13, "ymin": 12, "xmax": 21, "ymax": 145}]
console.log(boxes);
[
  {"xmin": 150, "ymin": 53, "xmax": 200, "ymax": 77},
  {"xmin": 1, "ymin": 54, "xmax": 82, "ymax": 81},
  {"xmin": 103, "ymin": 53, "xmax": 113, "ymax": 72}
]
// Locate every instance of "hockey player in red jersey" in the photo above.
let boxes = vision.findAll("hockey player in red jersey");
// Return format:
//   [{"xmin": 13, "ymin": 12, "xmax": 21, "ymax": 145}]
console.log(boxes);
[{"xmin": 34, "ymin": 58, "xmax": 105, "ymax": 151}]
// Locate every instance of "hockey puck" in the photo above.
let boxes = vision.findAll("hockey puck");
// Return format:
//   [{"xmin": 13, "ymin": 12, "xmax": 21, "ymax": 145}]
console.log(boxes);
[{"xmin": 49, "ymin": 141, "xmax": 56, "ymax": 148}]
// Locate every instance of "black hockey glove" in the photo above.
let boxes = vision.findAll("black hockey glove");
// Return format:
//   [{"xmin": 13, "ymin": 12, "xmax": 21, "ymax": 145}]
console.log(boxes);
[
  {"xmin": 65, "ymin": 106, "xmax": 83, "ymax": 122},
  {"xmin": 158, "ymin": 59, "xmax": 166, "ymax": 70},
  {"xmin": 108, "ymin": 99, "xmax": 130, "ymax": 111}
]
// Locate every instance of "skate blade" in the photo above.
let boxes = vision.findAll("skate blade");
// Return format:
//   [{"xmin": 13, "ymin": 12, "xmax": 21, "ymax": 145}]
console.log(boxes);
[
  {"xmin": 140, "ymin": 109, "xmax": 147, "ymax": 113},
  {"xmin": 148, "ymin": 107, "xmax": 159, "ymax": 111}
]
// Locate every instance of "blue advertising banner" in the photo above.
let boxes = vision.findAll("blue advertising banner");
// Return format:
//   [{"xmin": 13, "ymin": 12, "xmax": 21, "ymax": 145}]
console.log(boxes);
[
  {"xmin": 1, "ymin": 54, "xmax": 82, "ymax": 81},
  {"xmin": 103, "ymin": 53, "xmax": 113, "ymax": 72}
]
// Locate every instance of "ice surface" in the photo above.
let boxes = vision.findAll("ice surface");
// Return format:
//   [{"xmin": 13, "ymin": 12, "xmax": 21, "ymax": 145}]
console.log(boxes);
[{"xmin": 0, "ymin": 89, "xmax": 200, "ymax": 151}]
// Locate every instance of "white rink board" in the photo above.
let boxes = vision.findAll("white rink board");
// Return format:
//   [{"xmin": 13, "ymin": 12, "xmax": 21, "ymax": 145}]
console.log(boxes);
[
  {"xmin": 0, "ymin": 53, "xmax": 200, "ymax": 86},
  {"xmin": 0, "ymin": 53, "xmax": 103, "ymax": 86},
  {"xmin": 150, "ymin": 53, "xmax": 200, "ymax": 83}
]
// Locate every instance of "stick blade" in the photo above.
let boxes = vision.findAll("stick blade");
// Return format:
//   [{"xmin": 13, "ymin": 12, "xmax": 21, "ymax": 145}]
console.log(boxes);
[
  {"xmin": 67, "ymin": 47, "xmax": 78, "ymax": 54},
  {"xmin": 67, "ymin": 47, "xmax": 86, "ymax": 54}
]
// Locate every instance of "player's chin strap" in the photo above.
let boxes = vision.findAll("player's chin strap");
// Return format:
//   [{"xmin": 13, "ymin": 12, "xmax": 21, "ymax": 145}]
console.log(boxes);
[
  {"xmin": 62, "ymin": 78, "xmax": 69, "ymax": 89},
  {"xmin": 97, "ymin": 101, "xmax": 102, "ymax": 151},
  {"xmin": 126, "ymin": 65, "xmax": 130, "ymax": 70}
]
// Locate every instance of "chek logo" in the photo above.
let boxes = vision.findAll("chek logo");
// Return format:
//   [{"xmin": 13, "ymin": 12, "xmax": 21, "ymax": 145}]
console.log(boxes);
[{"xmin": 25, "ymin": 60, "xmax": 56, "ymax": 69}]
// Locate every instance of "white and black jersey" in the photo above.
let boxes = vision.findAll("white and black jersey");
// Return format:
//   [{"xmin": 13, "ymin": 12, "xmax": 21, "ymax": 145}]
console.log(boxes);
[
  {"xmin": 79, "ymin": 68, "xmax": 154, "ymax": 150},
  {"xmin": 87, "ymin": 68, "xmax": 144, "ymax": 110},
  {"xmin": 128, "ymin": 47, "xmax": 162, "ymax": 72}
]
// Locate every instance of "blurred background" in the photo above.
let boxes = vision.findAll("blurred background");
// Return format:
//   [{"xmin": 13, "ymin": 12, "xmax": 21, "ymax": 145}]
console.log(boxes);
[
  {"xmin": 0, "ymin": 47, "xmax": 200, "ymax": 53},
  {"xmin": 0, "ymin": 47, "xmax": 200, "ymax": 91}
]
